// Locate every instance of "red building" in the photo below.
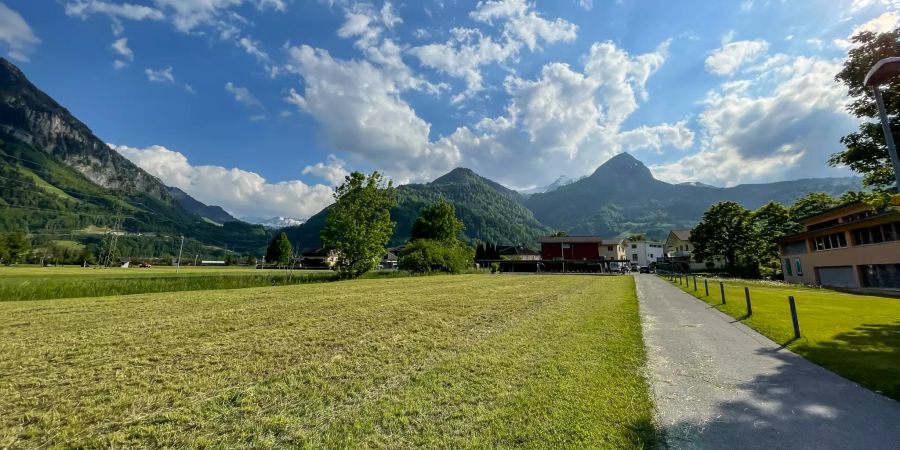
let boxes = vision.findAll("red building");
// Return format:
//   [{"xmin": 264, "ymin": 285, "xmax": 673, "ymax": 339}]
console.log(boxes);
[{"xmin": 539, "ymin": 236, "xmax": 627, "ymax": 261}]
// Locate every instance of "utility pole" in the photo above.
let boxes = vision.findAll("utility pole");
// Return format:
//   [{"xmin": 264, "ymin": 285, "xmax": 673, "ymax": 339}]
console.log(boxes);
[{"xmin": 176, "ymin": 235, "xmax": 184, "ymax": 273}]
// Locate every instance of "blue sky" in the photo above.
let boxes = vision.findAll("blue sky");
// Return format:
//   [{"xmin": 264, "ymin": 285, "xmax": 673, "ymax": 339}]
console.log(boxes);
[{"xmin": 0, "ymin": 0, "xmax": 896, "ymax": 219}]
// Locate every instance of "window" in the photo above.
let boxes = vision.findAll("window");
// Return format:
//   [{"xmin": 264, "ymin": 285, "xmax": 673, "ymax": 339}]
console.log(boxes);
[
  {"xmin": 632, "ymin": 253, "xmax": 638, "ymax": 261},
  {"xmin": 859, "ymin": 264, "xmax": 900, "ymax": 289},
  {"xmin": 852, "ymin": 222, "xmax": 899, "ymax": 246},
  {"xmin": 649, "ymin": 253, "xmax": 654, "ymax": 259},
  {"xmin": 813, "ymin": 232, "xmax": 847, "ymax": 251},
  {"xmin": 632, "ymin": 244, "xmax": 637, "ymax": 249},
  {"xmin": 608, "ymin": 246, "xmax": 614, "ymax": 251},
  {"xmin": 784, "ymin": 258, "xmax": 793, "ymax": 276},
  {"xmin": 795, "ymin": 258, "xmax": 803, "ymax": 276}
]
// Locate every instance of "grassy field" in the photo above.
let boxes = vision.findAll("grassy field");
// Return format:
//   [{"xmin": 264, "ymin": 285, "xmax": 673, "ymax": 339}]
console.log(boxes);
[
  {"xmin": 0, "ymin": 275, "xmax": 656, "ymax": 448},
  {"xmin": 662, "ymin": 274, "xmax": 900, "ymax": 401},
  {"xmin": 0, "ymin": 266, "xmax": 337, "ymax": 301}
]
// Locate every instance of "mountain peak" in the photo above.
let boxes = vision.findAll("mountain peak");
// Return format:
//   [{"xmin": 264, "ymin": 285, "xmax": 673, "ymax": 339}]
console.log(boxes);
[
  {"xmin": 433, "ymin": 167, "xmax": 478, "ymax": 184},
  {"xmin": 589, "ymin": 152, "xmax": 654, "ymax": 180}
]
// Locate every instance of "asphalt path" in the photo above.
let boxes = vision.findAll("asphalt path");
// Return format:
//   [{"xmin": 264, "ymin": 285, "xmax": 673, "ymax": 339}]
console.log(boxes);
[{"xmin": 635, "ymin": 274, "xmax": 900, "ymax": 449}]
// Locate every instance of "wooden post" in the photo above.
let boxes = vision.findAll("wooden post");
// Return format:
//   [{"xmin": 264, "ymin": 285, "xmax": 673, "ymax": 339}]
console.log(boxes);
[
  {"xmin": 693, "ymin": 276, "xmax": 697, "ymax": 291},
  {"xmin": 720, "ymin": 282, "xmax": 726, "ymax": 304},
  {"xmin": 704, "ymin": 279, "xmax": 709, "ymax": 296},
  {"xmin": 789, "ymin": 296, "xmax": 801, "ymax": 339},
  {"xmin": 744, "ymin": 287, "xmax": 752, "ymax": 316}
]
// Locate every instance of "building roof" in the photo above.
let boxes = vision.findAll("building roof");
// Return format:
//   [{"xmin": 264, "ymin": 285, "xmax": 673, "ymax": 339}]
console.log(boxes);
[
  {"xmin": 668, "ymin": 230, "xmax": 691, "ymax": 241},
  {"xmin": 539, "ymin": 236, "xmax": 604, "ymax": 244},
  {"xmin": 498, "ymin": 245, "xmax": 540, "ymax": 256},
  {"xmin": 776, "ymin": 208, "xmax": 900, "ymax": 244},
  {"xmin": 600, "ymin": 239, "xmax": 624, "ymax": 246}
]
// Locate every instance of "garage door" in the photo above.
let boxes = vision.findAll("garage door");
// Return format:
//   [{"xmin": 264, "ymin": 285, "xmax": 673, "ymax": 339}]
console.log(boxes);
[{"xmin": 816, "ymin": 266, "xmax": 858, "ymax": 288}]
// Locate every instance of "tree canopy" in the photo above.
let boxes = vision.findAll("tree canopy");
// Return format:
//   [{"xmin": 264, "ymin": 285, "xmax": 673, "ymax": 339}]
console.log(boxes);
[
  {"xmin": 410, "ymin": 199, "xmax": 465, "ymax": 242},
  {"xmin": 691, "ymin": 202, "xmax": 755, "ymax": 269},
  {"xmin": 789, "ymin": 192, "xmax": 838, "ymax": 221},
  {"xmin": 830, "ymin": 27, "xmax": 900, "ymax": 189},
  {"xmin": 265, "ymin": 232, "xmax": 293, "ymax": 267},
  {"xmin": 321, "ymin": 171, "xmax": 397, "ymax": 278}
]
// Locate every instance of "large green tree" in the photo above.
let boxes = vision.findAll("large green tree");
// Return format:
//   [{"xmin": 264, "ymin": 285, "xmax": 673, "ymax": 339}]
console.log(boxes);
[
  {"xmin": 830, "ymin": 28, "xmax": 900, "ymax": 188},
  {"xmin": 751, "ymin": 202, "xmax": 799, "ymax": 276},
  {"xmin": 400, "ymin": 200, "xmax": 473, "ymax": 273},
  {"xmin": 789, "ymin": 192, "xmax": 838, "ymax": 220},
  {"xmin": 410, "ymin": 199, "xmax": 465, "ymax": 242},
  {"xmin": 265, "ymin": 232, "xmax": 293, "ymax": 267},
  {"xmin": 691, "ymin": 202, "xmax": 755, "ymax": 269},
  {"xmin": 321, "ymin": 171, "xmax": 397, "ymax": 278},
  {"xmin": 0, "ymin": 232, "xmax": 30, "ymax": 265}
]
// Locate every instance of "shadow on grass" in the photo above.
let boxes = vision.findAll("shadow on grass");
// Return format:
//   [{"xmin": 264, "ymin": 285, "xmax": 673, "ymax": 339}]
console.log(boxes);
[
  {"xmin": 793, "ymin": 321, "xmax": 900, "ymax": 402},
  {"xmin": 662, "ymin": 338, "xmax": 900, "ymax": 449}
]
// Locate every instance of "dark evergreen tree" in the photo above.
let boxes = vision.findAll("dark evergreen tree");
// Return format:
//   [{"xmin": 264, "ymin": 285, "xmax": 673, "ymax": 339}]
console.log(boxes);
[{"xmin": 266, "ymin": 232, "xmax": 293, "ymax": 267}]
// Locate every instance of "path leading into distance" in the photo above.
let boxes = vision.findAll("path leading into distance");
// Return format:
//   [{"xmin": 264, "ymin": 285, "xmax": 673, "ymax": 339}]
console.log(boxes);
[{"xmin": 635, "ymin": 274, "xmax": 900, "ymax": 449}]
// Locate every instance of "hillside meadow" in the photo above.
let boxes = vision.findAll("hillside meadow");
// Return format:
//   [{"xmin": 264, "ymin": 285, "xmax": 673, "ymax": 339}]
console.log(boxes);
[{"xmin": 0, "ymin": 274, "xmax": 656, "ymax": 448}]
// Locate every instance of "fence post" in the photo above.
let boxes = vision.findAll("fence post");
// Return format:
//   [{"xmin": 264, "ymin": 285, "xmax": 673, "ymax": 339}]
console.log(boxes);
[
  {"xmin": 720, "ymin": 282, "xmax": 726, "ymax": 304},
  {"xmin": 789, "ymin": 296, "xmax": 801, "ymax": 339},
  {"xmin": 704, "ymin": 279, "xmax": 709, "ymax": 296},
  {"xmin": 744, "ymin": 287, "xmax": 752, "ymax": 316},
  {"xmin": 693, "ymin": 276, "xmax": 697, "ymax": 292}
]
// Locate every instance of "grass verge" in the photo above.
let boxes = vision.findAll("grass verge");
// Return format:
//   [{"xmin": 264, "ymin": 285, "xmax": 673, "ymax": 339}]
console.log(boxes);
[
  {"xmin": 0, "ymin": 274, "xmax": 656, "ymax": 448},
  {"xmin": 661, "ymin": 274, "xmax": 900, "ymax": 401}
]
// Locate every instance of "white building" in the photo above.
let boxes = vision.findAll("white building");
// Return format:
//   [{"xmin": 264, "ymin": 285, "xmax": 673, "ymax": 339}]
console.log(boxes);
[{"xmin": 626, "ymin": 240, "xmax": 664, "ymax": 267}]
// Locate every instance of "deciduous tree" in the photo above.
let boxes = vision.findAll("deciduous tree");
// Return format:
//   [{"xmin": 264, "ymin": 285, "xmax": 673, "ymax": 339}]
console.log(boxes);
[
  {"xmin": 790, "ymin": 192, "xmax": 838, "ymax": 220},
  {"xmin": 265, "ymin": 232, "xmax": 293, "ymax": 267},
  {"xmin": 691, "ymin": 202, "xmax": 754, "ymax": 269},
  {"xmin": 830, "ymin": 28, "xmax": 900, "ymax": 188},
  {"xmin": 321, "ymin": 171, "xmax": 397, "ymax": 278}
]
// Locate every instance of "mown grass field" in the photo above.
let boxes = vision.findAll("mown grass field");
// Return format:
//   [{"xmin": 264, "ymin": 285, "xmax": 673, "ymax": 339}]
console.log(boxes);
[
  {"xmin": 0, "ymin": 266, "xmax": 337, "ymax": 301},
  {"xmin": 663, "ymin": 274, "xmax": 900, "ymax": 400},
  {"xmin": 0, "ymin": 275, "xmax": 656, "ymax": 448}
]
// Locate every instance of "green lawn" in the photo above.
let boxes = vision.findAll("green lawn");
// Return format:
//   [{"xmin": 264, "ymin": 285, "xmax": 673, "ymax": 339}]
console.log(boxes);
[
  {"xmin": 0, "ymin": 265, "xmax": 337, "ymax": 301},
  {"xmin": 0, "ymin": 275, "xmax": 656, "ymax": 448},
  {"xmin": 662, "ymin": 274, "xmax": 900, "ymax": 401}
]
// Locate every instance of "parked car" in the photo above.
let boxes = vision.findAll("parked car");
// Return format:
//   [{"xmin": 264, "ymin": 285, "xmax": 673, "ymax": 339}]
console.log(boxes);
[{"xmin": 639, "ymin": 266, "xmax": 651, "ymax": 274}]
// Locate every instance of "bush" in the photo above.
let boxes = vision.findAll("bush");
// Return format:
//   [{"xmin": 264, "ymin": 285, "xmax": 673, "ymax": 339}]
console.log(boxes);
[{"xmin": 398, "ymin": 239, "xmax": 474, "ymax": 274}]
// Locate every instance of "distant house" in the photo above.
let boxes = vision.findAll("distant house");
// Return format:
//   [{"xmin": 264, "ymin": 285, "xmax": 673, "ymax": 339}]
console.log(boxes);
[
  {"xmin": 301, "ymin": 247, "xmax": 338, "ymax": 269},
  {"xmin": 664, "ymin": 230, "xmax": 724, "ymax": 271},
  {"xmin": 539, "ymin": 236, "xmax": 627, "ymax": 261},
  {"xmin": 379, "ymin": 251, "xmax": 399, "ymax": 270},
  {"xmin": 625, "ymin": 240, "xmax": 664, "ymax": 267},
  {"xmin": 777, "ymin": 200, "xmax": 900, "ymax": 291},
  {"xmin": 498, "ymin": 245, "xmax": 541, "ymax": 261},
  {"xmin": 200, "ymin": 260, "xmax": 226, "ymax": 266}
]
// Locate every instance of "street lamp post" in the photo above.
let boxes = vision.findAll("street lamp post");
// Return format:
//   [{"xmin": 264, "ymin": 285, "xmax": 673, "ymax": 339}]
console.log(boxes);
[{"xmin": 864, "ymin": 57, "xmax": 900, "ymax": 192}]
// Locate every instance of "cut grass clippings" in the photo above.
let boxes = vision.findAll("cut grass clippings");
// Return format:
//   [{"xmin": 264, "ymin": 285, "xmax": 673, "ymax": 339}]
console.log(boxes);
[
  {"xmin": 0, "ymin": 274, "xmax": 657, "ymax": 448},
  {"xmin": 662, "ymin": 274, "xmax": 900, "ymax": 401}
]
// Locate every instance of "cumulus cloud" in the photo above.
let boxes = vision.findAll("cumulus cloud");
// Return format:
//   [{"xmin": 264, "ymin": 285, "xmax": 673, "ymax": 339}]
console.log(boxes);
[
  {"xmin": 225, "ymin": 81, "xmax": 262, "ymax": 108},
  {"xmin": 652, "ymin": 56, "xmax": 854, "ymax": 186},
  {"xmin": 284, "ymin": 44, "xmax": 460, "ymax": 181},
  {"xmin": 834, "ymin": 11, "xmax": 900, "ymax": 49},
  {"xmin": 302, "ymin": 154, "xmax": 350, "ymax": 186},
  {"xmin": 113, "ymin": 144, "xmax": 335, "ymax": 218},
  {"xmin": 0, "ymin": 3, "xmax": 41, "ymax": 62},
  {"xmin": 704, "ymin": 39, "xmax": 769, "ymax": 76},
  {"xmin": 409, "ymin": 0, "xmax": 576, "ymax": 101}
]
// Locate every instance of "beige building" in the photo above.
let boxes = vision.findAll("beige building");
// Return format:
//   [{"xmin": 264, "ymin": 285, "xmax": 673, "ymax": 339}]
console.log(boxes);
[
  {"xmin": 778, "ymin": 200, "xmax": 900, "ymax": 290},
  {"xmin": 599, "ymin": 239, "xmax": 627, "ymax": 260},
  {"xmin": 664, "ymin": 229, "xmax": 725, "ymax": 270}
]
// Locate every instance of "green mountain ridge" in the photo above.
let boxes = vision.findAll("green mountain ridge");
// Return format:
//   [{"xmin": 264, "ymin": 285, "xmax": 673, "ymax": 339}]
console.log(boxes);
[{"xmin": 0, "ymin": 58, "xmax": 271, "ymax": 257}]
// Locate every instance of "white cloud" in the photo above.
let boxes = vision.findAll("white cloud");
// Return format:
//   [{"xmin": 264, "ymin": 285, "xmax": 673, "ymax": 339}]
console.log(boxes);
[
  {"xmin": 834, "ymin": 11, "xmax": 900, "ymax": 49},
  {"xmin": 225, "ymin": 81, "xmax": 262, "ymax": 107},
  {"xmin": 0, "ymin": 3, "xmax": 40, "ymax": 62},
  {"xmin": 434, "ymin": 39, "xmax": 691, "ymax": 187},
  {"xmin": 110, "ymin": 37, "xmax": 133, "ymax": 68},
  {"xmin": 302, "ymin": 154, "xmax": 350, "ymax": 186},
  {"xmin": 237, "ymin": 36, "xmax": 269, "ymax": 62},
  {"xmin": 409, "ymin": 0, "xmax": 576, "ymax": 101},
  {"xmin": 652, "ymin": 56, "xmax": 854, "ymax": 186},
  {"xmin": 704, "ymin": 39, "xmax": 769, "ymax": 76},
  {"xmin": 145, "ymin": 66, "xmax": 174, "ymax": 82},
  {"xmin": 285, "ymin": 44, "xmax": 460, "ymax": 181},
  {"xmin": 65, "ymin": 1, "xmax": 164, "ymax": 21},
  {"xmin": 576, "ymin": 0, "xmax": 593, "ymax": 10},
  {"xmin": 113, "ymin": 144, "xmax": 335, "ymax": 218}
]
